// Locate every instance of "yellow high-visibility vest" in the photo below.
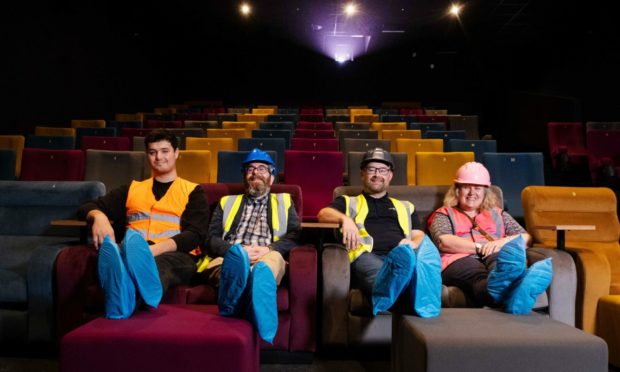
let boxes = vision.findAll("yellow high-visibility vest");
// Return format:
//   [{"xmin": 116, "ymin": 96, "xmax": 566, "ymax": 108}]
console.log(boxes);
[{"xmin": 343, "ymin": 194, "xmax": 414, "ymax": 262}]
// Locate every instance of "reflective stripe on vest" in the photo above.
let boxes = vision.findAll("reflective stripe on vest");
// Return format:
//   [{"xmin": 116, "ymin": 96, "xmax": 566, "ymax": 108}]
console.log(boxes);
[
  {"xmin": 442, "ymin": 207, "xmax": 504, "ymax": 242},
  {"xmin": 219, "ymin": 193, "xmax": 291, "ymax": 242},
  {"xmin": 125, "ymin": 177, "xmax": 197, "ymax": 245},
  {"xmin": 344, "ymin": 194, "xmax": 414, "ymax": 262}
]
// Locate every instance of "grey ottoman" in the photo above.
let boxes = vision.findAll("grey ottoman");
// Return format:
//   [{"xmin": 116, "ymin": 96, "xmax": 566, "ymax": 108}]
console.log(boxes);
[{"xmin": 392, "ymin": 308, "xmax": 608, "ymax": 372}]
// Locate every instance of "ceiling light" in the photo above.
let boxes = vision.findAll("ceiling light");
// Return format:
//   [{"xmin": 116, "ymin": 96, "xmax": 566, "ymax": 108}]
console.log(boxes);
[
  {"xmin": 449, "ymin": 4, "xmax": 462, "ymax": 17},
  {"xmin": 240, "ymin": 3, "xmax": 251, "ymax": 16}
]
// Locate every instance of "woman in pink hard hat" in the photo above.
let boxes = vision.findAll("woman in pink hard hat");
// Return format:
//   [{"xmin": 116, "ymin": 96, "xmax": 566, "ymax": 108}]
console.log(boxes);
[{"xmin": 427, "ymin": 162, "xmax": 552, "ymax": 314}]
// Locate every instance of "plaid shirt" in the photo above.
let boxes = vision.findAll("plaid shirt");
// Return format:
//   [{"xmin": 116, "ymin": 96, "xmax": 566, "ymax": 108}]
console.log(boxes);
[{"xmin": 230, "ymin": 194, "xmax": 272, "ymax": 246}]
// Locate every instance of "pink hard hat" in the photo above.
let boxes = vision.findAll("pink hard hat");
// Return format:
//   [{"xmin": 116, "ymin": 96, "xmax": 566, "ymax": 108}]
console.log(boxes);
[{"xmin": 454, "ymin": 162, "xmax": 491, "ymax": 186}]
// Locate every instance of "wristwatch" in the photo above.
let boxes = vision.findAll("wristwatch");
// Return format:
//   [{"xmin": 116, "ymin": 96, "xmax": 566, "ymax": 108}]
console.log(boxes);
[{"xmin": 474, "ymin": 243, "xmax": 482, "ymax": 255}]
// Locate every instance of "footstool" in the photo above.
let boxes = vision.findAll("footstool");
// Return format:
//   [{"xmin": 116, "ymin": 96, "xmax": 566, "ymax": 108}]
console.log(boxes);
[
  {"xmin": 60, "ymin": 304, "xmax": 259, "ymax": 372},
  {"xmin": 392, "ymin": 308, "xmax": 608, "ymax": 372}
]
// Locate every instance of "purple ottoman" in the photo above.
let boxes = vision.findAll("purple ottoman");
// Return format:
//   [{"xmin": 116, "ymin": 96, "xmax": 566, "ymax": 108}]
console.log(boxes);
[{"xmin": 60, "ymin": 304, "xmax": 259, "ymax": 372}]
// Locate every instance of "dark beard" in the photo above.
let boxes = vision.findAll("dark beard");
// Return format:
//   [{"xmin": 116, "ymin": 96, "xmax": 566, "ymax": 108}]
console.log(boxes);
[{"xmin": 245, "ymin": 176, "xmax": 271, "ymax": 197}]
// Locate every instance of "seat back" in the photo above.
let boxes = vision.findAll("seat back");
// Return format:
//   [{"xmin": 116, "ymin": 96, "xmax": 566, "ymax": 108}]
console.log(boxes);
[
  {"xmin": 0, "ymin": 135, "xmax": 25, "ymax": 178},
  {"xmin": 259, "ymin": 122, "xmax": 295, "ymax": 131},
  {"xmin": 107, "ymin": 120, "xmax": 142, "ymax": 130},
  {"xmin": 75, "ymin": 128, "xmax": 117, "ymax": 148},
  {"xmin": 338, "ymin": 129, "xmax": 378, "ymax": 151},
  {"xmin": 370, "ymin": 122, "xmax": 407, "ymax": 138},
  {"xmin": 26, "ymin": 135, "xmax": 75, "ymax": 149},
  {"xmin": 334, "ymin": 122, "xmax": 370, "ymax": 132},
  {"xmin": 144, "ymin": 120, "xmax": 183, "ymax": 129},
  {"xmin": 586, "ymin": 130, "xmax": 620, "ymax": 185},
  {"xmin": 183, "ymin": 120, "xmax": 220, "ymax": 130},
  {"xmin": 206, "ymin": 128, "xmax": 247, "ymax": 149},
  {"xmin": 252, "ymin": 129, "xmax": 292, "ymax": 149},
  {"xmin": 175, "ymin": 150, "xmax": 211, "ymax": 184},
  {"xmin": 0, "ymin": 180, "xmax": 105, "ymax": 236},
  {"xmin": 352, "ymin": 114, "xmax": 379, "ymax": 123},
  {"xmin": 284, "ymin": 150, "xmax": 343, "ymax": 221},
  {"xmin": 70, "ymin": 119, "xmax": 106, "ymax": 129},
  {"xmin": 347, "ymin": 152, "xmax": 408, "ymax": 186},
  {"xmin": 448, "ymin": 116, "xmax": 480, "ymax": 139},
  {"xmin": 217, "ymin": 150, "xmax": 277, "ymax": 183},
  {"xmin": 547, "ymin": 122, "xmax": 586, "ymax": 169},
  {"xmin": 297, "ymin": 122, "xmax": 333, "ymax": 130},
  {"xmin": 395, "ymin": 139, "xmax": 444, "ymax": 185},
  {"xmin": 416, "ymin": 152, "xmax": 475, "ymax": 186},
  {"xmin": 0, "ymin": 150, "xmax": 16, "ymax": 180},
  {"xmin": 81, "ymin": 136, "xmax": 130, "ymax": 151},
  {"xmin": 267, "ymin": 114, "xmax": 298, "ymax": 122},
  {"xmin": 291, "ymin": 138, "xmax": 339, "ymax": 151},
  {"xmin": 447, "ymin": 139, "xmax": 497, "ymax": 162},
  {"xmin": 585, "ymin": 121, "xmax": 620, "ymax": 132},
  {"xmin": 222, "ymin": 121, "xmax": 257, "ymax": 137},
  {"xmin": 20, "ymin": 149, "xmax": 85, "ymax": 181},
  {"xmin": 423, "ymin": 130, "xmax": 466, "ymax": 149},
  {"xmin": 34, "ymin": 126, "xmax": 76, "ymax": 137},
  {"xmin": 84, "ymin": 150, "xmax": 147, "ymax": 190},
  {"xmin": 185, "ymin": 137, "xmax": 235, "ymax": 182},
  {"xmin": 408, "ymin": 122, "xmax": 446, "ymax": 134},
  {"xmin": 342, "ymin": 138, "xmax": 390, "ymax": 176},
  {"xmin": 482, "ymin": 152, "xmax": 545, "ymax": 220},
  {"xmin": 294, "ymin": 129, "xmax": 335, "ymax": 139}
]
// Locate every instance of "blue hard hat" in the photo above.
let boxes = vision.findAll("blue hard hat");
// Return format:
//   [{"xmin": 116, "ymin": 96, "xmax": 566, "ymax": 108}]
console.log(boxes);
[{"xmin": 242, "ymin": 148, "xmax": 276, "ymax": 175}]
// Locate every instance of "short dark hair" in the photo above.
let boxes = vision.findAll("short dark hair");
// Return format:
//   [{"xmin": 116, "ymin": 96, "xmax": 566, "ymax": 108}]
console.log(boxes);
[{"xmin": 144, "ymin": 129, "xmax": 178, "ymax": 151}]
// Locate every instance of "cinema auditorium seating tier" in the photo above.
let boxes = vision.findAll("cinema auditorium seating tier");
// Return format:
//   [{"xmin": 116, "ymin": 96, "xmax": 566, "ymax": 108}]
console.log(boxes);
[{"xmin": 55, "ymin": 183, "xmax": 317, "ymax": 359}]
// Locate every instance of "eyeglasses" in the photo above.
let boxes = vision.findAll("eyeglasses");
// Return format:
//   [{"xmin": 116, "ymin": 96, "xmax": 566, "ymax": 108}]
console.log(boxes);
[
  {"xmin": 245, "ymin": 165, "xmax": 271, "ymax": 174},
  {"xmin": 364, "ymin": 167, "xmax": 391, "ymax": 175}
]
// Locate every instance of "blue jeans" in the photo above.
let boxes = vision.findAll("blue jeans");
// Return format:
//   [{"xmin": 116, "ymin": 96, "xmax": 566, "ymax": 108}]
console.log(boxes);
[{"xmin": 350, "ymin": 252, "xmax": 385, "ymax": 298}]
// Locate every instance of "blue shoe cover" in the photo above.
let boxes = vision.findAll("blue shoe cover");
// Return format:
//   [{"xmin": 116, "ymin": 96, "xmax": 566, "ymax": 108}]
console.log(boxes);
[
  {"xmin": 504, "ymin": 258, "xmax": 553, "ymax": 315},
  {"xmin": 410, "ymin": 235, "xmax": 442, "ymax": 318},
  {"xmin": 371, "ymin": 244, "xmax": 415, "ymax": 316},
  {"xmin": 98, "ymin": 235, "xmax": 136, "ymax": 319},
  {"xmin": 247, "ymin": 262, "xmax": 278, "ymax": 344},
  {"xmin": 121, "ymin": 229, "xmax": 162, "ymax": 308},
  {"xmin": 487, "ymin": 235, "xmax": 527, "ymax": 303},
  {"xmin": 218, "ymin": 243, "xmax": 250, "ymax": 317}
]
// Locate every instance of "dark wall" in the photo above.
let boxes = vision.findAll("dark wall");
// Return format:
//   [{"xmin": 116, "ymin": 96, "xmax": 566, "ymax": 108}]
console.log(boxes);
[{"xmin": 5, "ymin": 2, "xmax": 619, "ymax": 155}]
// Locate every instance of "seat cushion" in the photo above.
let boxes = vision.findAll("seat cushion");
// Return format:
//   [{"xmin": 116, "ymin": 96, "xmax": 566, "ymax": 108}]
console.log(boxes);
[{"xmin": 60, "ymin": 304, "xmax": 259, "ymax": 372}]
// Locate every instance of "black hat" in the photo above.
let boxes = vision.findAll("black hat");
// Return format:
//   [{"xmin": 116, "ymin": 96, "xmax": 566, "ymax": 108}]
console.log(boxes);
[{"xmin": 360, "ymin": 147, "xmax": 394, "ymax": 169}]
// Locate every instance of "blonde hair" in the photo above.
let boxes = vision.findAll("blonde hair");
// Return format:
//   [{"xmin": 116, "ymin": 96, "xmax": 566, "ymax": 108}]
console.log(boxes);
[{"xmin": 443, "ymin": 184, "xmax": 500, "ymax": 211}]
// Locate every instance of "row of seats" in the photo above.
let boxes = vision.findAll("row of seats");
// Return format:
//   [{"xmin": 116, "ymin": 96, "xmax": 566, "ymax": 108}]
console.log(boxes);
[
  {"xmin": 4, "ymin": 179, "xmax": 617, "ymax": 366},
  {"xmin": 5, "ymin": 146, "xmax": 544, "ymax": 222},
  {"xmin": 547, "ymin": 122, "xmax": 620, "ymax": 185}
]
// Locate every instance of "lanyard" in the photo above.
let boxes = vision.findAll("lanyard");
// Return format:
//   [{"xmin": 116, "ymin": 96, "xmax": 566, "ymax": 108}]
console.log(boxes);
[{"xmin": 456, "ymin": 208, "xmax": 496, "ymax": 242}]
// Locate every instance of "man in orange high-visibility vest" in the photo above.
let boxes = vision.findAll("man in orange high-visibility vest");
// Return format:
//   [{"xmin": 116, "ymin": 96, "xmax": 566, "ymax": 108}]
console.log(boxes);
[{"xmin": 78, "ymin": 129, "xmax": 209, "ymax": 319}]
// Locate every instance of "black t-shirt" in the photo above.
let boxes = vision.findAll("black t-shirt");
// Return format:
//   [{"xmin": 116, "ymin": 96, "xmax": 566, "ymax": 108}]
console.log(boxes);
[{"xmin": 328, "ymin": 192, "xmax": 422, "ymax": 256}]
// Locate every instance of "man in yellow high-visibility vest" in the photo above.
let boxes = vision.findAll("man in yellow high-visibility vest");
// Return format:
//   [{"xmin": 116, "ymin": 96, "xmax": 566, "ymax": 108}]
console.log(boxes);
[
  {"xmin": 204, "ymin": 149, "xmax": 301, "ymax": 343},
  {"xmin": 318, "ymin": 148, "xmax": 442, "ymax": 317},
  {"xmin": 78, "ymin": 130, "xmax": 209, "ymax": 319}
]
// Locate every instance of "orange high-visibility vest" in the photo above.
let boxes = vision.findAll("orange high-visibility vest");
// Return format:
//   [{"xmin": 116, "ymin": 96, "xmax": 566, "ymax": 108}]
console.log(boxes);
[{"xmin": 126, "ymin": 177, "xmax": 197, "ymax": 243}]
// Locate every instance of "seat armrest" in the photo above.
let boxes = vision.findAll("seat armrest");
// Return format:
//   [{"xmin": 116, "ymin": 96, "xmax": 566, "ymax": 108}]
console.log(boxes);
[
  {"xmin": 566, "ymin": 246, "xmax": 612, "ymax": 333},
  {"xmin": 27, "ymin": 240, "xmax": 76, "ymax": 343},
  {"xmin": 54, "ymin": 244, "xmax": 101, "ymax": 340},
  {"xmin": 321, "ymin": 243, "xmax": 350, "ymax": 346},
  {"xmin": 527, "ymin": 247, "xmax": 576, "ymax": 326},
  {"xmin": 288, "ymin": 244, "xmax": 317, "ymax": 352}
]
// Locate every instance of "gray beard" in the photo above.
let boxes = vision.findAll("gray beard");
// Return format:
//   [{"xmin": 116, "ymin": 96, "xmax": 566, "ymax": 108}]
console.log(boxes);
[{"xmin": 245, "ymin": 178, "xmax": 271, "ymax": 197}]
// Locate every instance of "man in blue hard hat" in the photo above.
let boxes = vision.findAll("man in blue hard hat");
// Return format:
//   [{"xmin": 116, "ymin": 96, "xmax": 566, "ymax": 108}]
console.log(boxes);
[{"xmin": 203, "ymin": 148, "xmax": 301, "ymax": 343}]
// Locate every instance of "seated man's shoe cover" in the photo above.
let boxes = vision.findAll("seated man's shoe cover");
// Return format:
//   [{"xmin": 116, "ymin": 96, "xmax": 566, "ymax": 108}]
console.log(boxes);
[
  {"xmin": 121, "ymin": 228, "xmax": 162, "ymax": 309},
  {"xmin": 247, "ymin": 262, "xmax": 278, "ymax": 344},
  {"xmin": 372, "ymin": 244, "xmax": 416, "ymax": 316},
  {"xmin": 218, "ymin": 243, "xmax": 250, "ymax": 317},
  {"xmin": 408, "ymin": 235, "xmax": 442, "ymax": 318},
  {"xmin": 98, "ymin": 235, "xmax": 136, "ymax": 319},
  {"xmin": 504, "ymin": 258, "xmax": 553, "ymax": 315},
  {"xmin": 487, "ymin": 235, "xmax": 527, "ymax": 303}
]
